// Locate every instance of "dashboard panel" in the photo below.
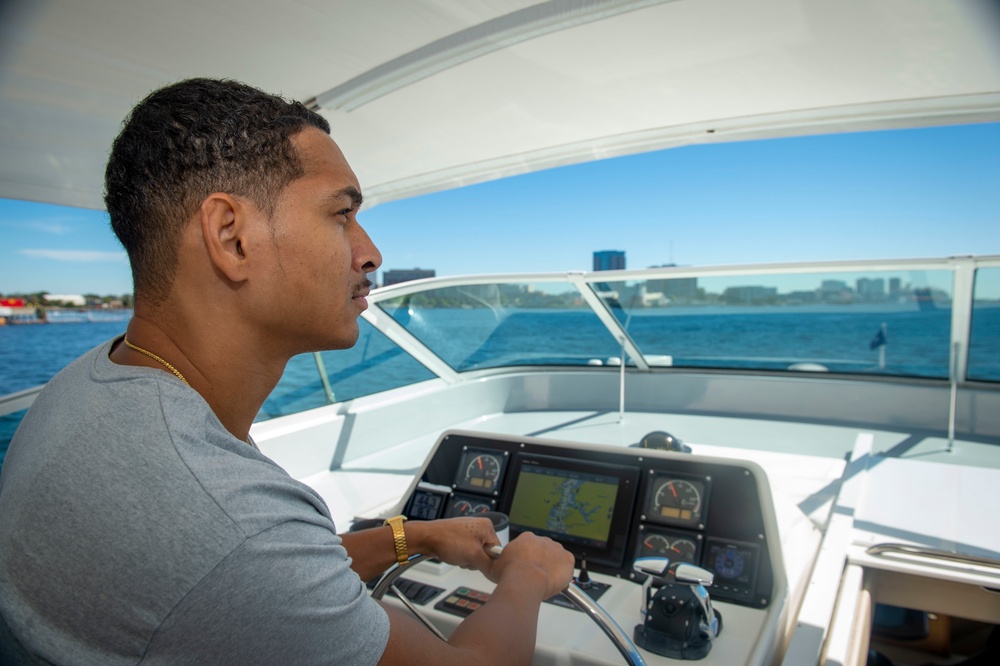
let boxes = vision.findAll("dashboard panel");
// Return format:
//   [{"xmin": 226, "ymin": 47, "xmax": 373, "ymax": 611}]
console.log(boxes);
[{"xmin": 402, "ymin": 430, "xmax": 774, "ymax": 608}]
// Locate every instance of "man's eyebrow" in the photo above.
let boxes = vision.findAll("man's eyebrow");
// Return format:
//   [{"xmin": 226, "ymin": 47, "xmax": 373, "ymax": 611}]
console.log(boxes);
[{"xmin": 331, "ymin": 186, "xmax": 363, "ymax": 209}]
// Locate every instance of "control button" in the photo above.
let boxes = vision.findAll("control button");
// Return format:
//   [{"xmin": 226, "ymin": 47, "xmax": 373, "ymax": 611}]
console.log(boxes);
[
  {"xmin": 435, "ymin": 586, "xmax": 492, "ymax": 617},
  {"xmin": 415, "ymin": 586, "xmax": 441, "ymax": 604},
  {"xmin": 380, "ymin": 577, "xmax": 445, "ymax": 606}
]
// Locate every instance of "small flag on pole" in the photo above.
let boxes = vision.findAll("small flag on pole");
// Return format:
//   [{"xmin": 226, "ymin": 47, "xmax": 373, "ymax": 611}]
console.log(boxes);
[
  {"xmin": 870, "ymin": 322, "xmax": 888, "ymax": 369},
  {"xmin": 869, "ymin": 325, "xmax": 887, "ymax": 350}
]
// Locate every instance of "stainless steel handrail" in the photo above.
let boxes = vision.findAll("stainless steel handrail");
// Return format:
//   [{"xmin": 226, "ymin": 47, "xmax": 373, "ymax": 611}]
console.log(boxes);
[
  {"xmin": 486, "ymin": 545, "xmax": 646, "ymax": 666},
  {"xmin": 371, "ymin": 554, "xmax": 448, "ymax": 640},
  {"xmin": 562, "ymin": 582, "xmax": 648, "ymax": 666},
  {"xmin": 866, "ymin": 542, "xmax": 1000, "ymax": 572}
]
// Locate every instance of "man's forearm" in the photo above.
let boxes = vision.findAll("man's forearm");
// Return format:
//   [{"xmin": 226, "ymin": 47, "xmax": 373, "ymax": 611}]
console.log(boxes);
[
  {"xmin": 444, "ymin": 561, "xmax": 551, "ymax": 664},
  {"xmin": 339, "ymin": 524, "xmax": 400, "ymax": 581}
]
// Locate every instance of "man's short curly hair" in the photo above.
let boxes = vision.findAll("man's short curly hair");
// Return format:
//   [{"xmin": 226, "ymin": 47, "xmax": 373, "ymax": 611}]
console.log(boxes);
[{"xmin": 104, "ymin": 78, "xmax": 331, "ymax": 302}]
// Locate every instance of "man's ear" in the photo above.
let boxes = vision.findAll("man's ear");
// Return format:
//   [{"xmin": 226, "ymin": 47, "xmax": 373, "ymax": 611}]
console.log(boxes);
[{"xmin": 199, "ymin": 193, "xmax": 253, "ymax": 283}]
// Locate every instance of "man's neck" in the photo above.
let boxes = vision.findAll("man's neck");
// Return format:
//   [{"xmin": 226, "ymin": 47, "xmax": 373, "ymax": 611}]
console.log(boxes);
[{"xmin": 112, "ymin": 311, "xmax": 288, "ymax": 442}]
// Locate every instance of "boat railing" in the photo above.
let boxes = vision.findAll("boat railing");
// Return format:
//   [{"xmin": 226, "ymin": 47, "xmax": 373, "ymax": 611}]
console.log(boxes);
[{"xmin": 0, "ymin": 385, "xmax": 45, "ymax": 419}]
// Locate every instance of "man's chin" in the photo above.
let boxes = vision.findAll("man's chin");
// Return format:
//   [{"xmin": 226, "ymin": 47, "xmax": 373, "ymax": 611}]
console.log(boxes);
[{"xmin": 323, "ymin": 326, "xmax": 361, "ymax": 351}]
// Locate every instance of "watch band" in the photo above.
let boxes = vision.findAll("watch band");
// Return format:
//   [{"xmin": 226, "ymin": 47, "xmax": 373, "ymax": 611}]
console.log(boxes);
[{"xmin": 384, "ymin": 515, "xmax": 408, "ymax": 564}]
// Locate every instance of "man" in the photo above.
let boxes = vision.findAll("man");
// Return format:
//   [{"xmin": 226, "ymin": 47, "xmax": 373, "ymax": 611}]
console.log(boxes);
[{"xmin": 0, "ymin": 78, "xmax": 574, "ymax": 665}]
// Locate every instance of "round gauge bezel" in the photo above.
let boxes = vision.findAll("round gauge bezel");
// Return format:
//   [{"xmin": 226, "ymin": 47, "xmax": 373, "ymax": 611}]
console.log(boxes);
[
  {"xmin": 453, "ymin": 447, "xmax": 509, "ymax": 495},
  {"xmin": 635, "ymin": 527, "xmax": 702, "ymax": 565},
  {"xmin": 445, "ymin": 493, "xmax": 497, "ymax": 518},
  {"xmin": 643, "ymin": 473, "xmax": 710, "ymax": 529}
]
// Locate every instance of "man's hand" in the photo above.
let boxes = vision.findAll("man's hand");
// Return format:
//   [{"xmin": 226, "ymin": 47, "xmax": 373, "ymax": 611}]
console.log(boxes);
[
  {"xmin": 486, "ymin": 531, "xmax": 575, "ymax": 600},
  {"xmin": 407, "ymin": 517, "xmax": 499, "ymax": 573},
  {"xmin": 376, "ymin": 525, "xmax": 576, "ymax": 665}
]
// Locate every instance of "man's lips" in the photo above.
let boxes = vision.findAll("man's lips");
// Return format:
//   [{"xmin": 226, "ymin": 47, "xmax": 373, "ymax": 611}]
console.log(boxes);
[{"xmin": 352, "ymin": 286, "xmax": 371, "ymax": 307}]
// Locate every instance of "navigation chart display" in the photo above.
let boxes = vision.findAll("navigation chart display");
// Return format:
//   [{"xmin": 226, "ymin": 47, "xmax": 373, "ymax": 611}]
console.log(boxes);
[{"xmin": 505, "ymin": 454, "xmax": 639, "ymax": 566}]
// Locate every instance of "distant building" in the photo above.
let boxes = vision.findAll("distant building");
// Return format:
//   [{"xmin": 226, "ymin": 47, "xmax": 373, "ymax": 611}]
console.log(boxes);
[
  {"xmin": 43, "ymin": 294, "xmax": 86, "ymax": 306},
  {"xmin": 723, "ymin": 285, "xmax": 777, "ymax": 304},
  {"xmin": 819, "ymin": 279, "xmax": 853, "ymax": 303},
  {"xmin": 646, "ymin": 266, "xmax": 698, "ymax": 302},
  {"xmin": 382, "ymin": 268, "xmax": 435, "ymax": 286},
  {"xmin": 820, "ymin": 280, "xmax": 848, "ymax": 293},
  {"xmin": 593, "ymin": 250, "xmax": 625, "ymax": 271},
  {"xmin": 856, "ymin": 277, "xmax": 886, "ymax": 300}
]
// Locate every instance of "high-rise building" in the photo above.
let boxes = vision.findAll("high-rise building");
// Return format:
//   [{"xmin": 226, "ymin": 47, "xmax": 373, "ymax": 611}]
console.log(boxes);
[
  {"xmin": 382, "ymin": 268, "xmax": 435, "ymax": 286},
  {"xmin": 856, "ymin": 277, "xmax": 886, "ymax": 299},
  {"xmin": 593, "ymin": 250, "xmax": 625, "ymax": 271},
  {"xmin": 646, "ymin": 264, "xmax": 698, "ymax": 302}
]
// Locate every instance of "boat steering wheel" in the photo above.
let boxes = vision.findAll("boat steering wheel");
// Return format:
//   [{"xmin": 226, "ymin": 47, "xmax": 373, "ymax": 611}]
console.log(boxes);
[{"xmin": 370, "ymin": 546, "xmax": 647, "ymax": 665}]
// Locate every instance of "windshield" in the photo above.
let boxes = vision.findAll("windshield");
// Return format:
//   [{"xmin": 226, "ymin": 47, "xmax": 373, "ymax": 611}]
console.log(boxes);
[
  {"xmin": 245, "ymin": 258, "xmax": 1000, "ymax": 424},
  {"xmin": 377, "ymin": 282, "xmax": 626, "ymax": 370},
  {"xmin": 597, "ymin": 269, "xmax": 955, "ymax": 378}
]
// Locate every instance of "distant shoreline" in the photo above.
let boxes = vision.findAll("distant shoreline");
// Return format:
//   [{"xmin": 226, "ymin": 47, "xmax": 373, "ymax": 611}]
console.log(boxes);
[{"xmin": 0, "ymin": 309, "xmax": 132, "ymax": 326}]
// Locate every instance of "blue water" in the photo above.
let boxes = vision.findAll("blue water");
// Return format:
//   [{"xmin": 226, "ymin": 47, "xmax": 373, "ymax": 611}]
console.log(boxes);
[
  {"xmin": 0, "ymin": 319, "xmax": 131, "ymax": 466},
  {"xmin": 3, "ymin": 306, "xmax": 999, "ymax": 469}
]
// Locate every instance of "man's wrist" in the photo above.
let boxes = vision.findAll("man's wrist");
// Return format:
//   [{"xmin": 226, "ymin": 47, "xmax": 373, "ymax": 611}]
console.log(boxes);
[{"xmin": 383, "ymin": 515, "xmax": 408, "ymax": 564}]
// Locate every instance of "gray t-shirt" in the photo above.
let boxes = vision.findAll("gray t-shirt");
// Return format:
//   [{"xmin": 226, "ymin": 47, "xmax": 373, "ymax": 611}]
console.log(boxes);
[{"xmin": 0, "ymin": 338, "xmax": 390, "ymax": 665}]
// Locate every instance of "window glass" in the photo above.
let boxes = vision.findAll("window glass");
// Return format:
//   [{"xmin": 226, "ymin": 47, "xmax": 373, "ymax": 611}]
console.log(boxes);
[
  {"xmin": 378, "ymin": 283, "xmax": 624, "ymax": 370},
  {"xmin": 257, "ymin": 318, "xmax": 436, "ymax": 420},
  {"xmin": 969, "ymin": 268, "xmax": 1000, "ymax": 382},
  {"xmin": 597, "ymin": 270, "xmax": 953, "ymax": 378}
]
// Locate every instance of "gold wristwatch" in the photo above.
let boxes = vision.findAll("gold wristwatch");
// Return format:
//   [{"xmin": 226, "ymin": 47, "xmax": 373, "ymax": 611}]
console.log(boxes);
[{"xmin": 384, "ymin": 515, "xmax": 408, "ymax": 564}]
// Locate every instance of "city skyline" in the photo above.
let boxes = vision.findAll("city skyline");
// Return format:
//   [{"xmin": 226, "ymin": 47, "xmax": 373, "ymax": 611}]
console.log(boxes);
[{"xmin": 2, "ymin": 122, "xmax": 999, "ymax": 297}]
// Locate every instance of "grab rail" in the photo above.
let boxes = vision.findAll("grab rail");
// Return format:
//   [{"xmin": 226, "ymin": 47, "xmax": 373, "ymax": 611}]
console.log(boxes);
[{"xmin": 866, "ymin": 543, "xmax": 1000, "ymax": 576}]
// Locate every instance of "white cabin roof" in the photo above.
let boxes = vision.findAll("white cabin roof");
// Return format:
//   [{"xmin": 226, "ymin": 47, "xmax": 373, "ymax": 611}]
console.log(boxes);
[{"xmin": 2, "ymin": 0, "xmax": 999, "ymax": 211}]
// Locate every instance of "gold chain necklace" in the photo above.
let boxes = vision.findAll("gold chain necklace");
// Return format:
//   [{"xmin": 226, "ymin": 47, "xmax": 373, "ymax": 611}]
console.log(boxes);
[{"xmin": 122, "ymin": 336, "xmax": 190, "ymax": 386}]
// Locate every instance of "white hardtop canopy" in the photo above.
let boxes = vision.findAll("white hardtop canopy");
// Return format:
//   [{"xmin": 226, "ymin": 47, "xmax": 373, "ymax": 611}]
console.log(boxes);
[{"xmin": 2, "ymin": 0, "xmax": 999, "ymax": 211}]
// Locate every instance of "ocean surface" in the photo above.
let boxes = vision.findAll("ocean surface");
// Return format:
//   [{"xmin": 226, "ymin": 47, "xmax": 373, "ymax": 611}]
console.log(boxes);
[{"xmin": 2, "ymin": 306, "xmax": 998, "ymax": 468}]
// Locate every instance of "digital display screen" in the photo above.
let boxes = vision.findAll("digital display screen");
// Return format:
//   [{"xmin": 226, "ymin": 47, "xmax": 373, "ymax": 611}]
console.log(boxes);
[
  {"xmin": 508, "ymin": 466, "xmax": 617, "ymax": 549},
  {"xmin": 705, "ymin": 538, "xmax": 759, "ymax": 600},
  {"xmin": 504, "ymin": 454, "xmax": 639, "ymax": 565},
  {"xmin": 405, "ymin": 489, "xmax": 447, "ymax": 520}
]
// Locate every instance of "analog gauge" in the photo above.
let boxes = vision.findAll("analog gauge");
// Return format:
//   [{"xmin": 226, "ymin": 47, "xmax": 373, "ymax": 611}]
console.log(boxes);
[
  {"xmin": 641, "ymin": 533, "xmax": 672, "ymax": 557},
  {"xmin": 455, "ymin": 450, "xmax": 507, "ymax": 493},
  {"xmin": 653, "ymin": 479, "xmax": 702, "ymax": 523},
  {"xmin": 668, "ymin": 538, "xmax": 698, "ymax": 564},
  {"xmin": 450, "ymin": 499, "xmax": 474, "ymax": 517},
  {"xmin": 447, "ymin": 495, "xmax": 495, "ymax": 517}
]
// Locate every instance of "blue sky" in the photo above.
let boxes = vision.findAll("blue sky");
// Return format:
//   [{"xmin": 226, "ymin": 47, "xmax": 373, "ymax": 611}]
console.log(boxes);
[{"xmin": 1, "ymin": 122, "xmax": 998, "ymax": 297}]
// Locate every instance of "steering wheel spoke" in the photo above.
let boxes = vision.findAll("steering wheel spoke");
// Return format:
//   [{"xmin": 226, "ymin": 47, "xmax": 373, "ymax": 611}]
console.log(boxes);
[{"xmin": 370, "ymin": 546, "xmax": 647, "ymax": 665}]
